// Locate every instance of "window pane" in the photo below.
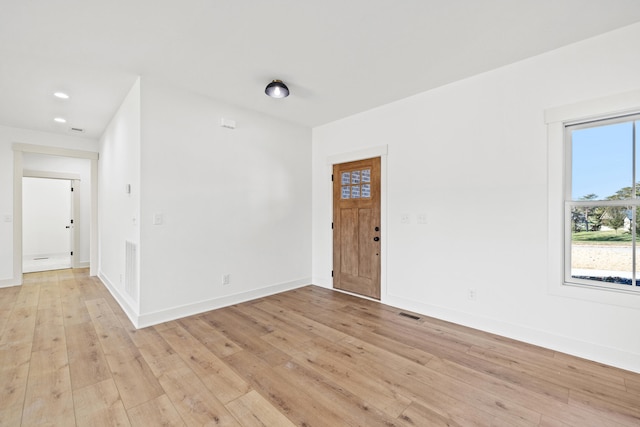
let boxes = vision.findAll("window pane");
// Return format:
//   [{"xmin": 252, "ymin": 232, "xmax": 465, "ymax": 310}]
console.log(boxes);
[
  {"xmin": 571, "ymin": 121, "xmax": 633, "ymax": 201},
  {"xmin": 341, "ymin": 172, "xmax": 351, "ymax": 185},
  {"xmin": 636, "ymin": 210, "xmax": 640, "ymax": 288},
  {"xmin": 361, "ymin": 184, "xmax": 371, "ymax": 198},
  {"xmin": 341, "ymin": 186, "xmax": 350, "ymax": 199},
  {"xmin": 570, "ymin": 205, "xmax": 633, "ymax": 286}
]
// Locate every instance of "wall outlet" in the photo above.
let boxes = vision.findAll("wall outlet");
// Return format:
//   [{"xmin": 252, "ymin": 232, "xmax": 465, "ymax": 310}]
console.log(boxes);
[
  {"xmin": 222, "ymin": 274, "xmax": 231, "ymax": 286},
  {"xmin": 467, "ymin": 288, "xmax": 477, "ymax": 301},
  {"xmin": 417, "ymin": 213, "xmax": 427, "ymax": 224},
  {"xmin": 401, "ymin": 213, "xmax": 410, "ymax": 224}
]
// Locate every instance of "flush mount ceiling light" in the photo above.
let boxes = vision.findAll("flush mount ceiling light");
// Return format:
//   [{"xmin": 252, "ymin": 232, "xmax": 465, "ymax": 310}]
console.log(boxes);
[
  {"xmin": 54, "ymin": 117, "xmax": 67, "ymax": 123},
  {"xmin": 54, "ymin": 92, "xmax": 70, "ymax": 99},
  {"xmin": 265, "ymin": 80, "xmax": 290, "ymax": 98}
]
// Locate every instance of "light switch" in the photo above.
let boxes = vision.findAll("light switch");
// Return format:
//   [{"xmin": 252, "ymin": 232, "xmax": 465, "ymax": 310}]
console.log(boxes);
[{"xmin": 153, "ymin": 213, "xmax": 163, "ymax": 225}]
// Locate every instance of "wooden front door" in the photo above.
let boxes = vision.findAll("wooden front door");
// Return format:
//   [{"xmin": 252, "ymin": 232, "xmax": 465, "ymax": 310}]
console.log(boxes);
[{"xmin": 333, "ymin": 157, "xmax": 381, "ymax": 299}]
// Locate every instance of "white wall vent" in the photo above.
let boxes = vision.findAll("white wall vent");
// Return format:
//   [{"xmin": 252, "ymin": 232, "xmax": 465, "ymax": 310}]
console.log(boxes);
[{"xmin": 125, "ymin": 240, "xmax": 138, "ymax": 301}]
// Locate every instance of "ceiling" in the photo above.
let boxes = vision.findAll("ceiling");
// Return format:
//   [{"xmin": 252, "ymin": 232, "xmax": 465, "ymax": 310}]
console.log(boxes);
[{"xmin": 2, "ymin": 1, "xmax": 640, "ymax": 140}]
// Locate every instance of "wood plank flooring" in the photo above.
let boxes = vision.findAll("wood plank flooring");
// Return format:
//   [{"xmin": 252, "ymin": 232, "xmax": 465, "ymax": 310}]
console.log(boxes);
[{"xmin": 1, "ymin": 269, "xmax": 639, "ymax": 426}]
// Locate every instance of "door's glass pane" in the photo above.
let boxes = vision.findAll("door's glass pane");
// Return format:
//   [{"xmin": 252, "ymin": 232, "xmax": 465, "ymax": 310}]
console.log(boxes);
[
  {"xmin": 351, "ymin": 185, "xmax": 360, "ymax": 198},
  {"xmin": 571, "ymin": 122, "xmax": 633, "ymax": 201},
  {"xmin": 351, "ymin": 171, "xmax": 361, "ymax": 184},
  {"xmin": 362, "ymin": 169, "xmax": 371, "ymax": 183},
  {"xmin": 571, "ymin": 205, "xmax": 633, "ymax": 286},
  {"xmin": 341, "ymin": 186, "xmax": 350, "ymax": 199},
  {"xmin": 341, "ymin": 172, "xmax": 350, "ymax": 185},
  {"xmin": 361, "ymin": 184, "xmax": 371, "ymax": 198}
]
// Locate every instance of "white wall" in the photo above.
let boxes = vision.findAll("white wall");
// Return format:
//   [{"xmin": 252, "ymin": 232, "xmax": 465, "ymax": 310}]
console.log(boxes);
[
  {"xmin": 136, "ymin": 78, "xmax": 311, "ymax": 325},
  {"xmin": 98, "ymin": 77, "xmax": 141, "ymax": 314},
  {"xmin": 312, "ymin": 23, "xmax": 640, "ymax": 372},
  {"xmin": 22, "ymin": 154, "xmax": 92, "ymax": 265},
  {"xmin": 0, "ymin": 124, "xmax": 97, "ymax": 286}
]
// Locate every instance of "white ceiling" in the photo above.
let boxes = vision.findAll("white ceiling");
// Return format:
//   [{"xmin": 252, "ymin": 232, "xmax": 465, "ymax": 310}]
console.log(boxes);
[{"xmin": 2, "ymin": 0, "xmax": 640, "ymax": 139}]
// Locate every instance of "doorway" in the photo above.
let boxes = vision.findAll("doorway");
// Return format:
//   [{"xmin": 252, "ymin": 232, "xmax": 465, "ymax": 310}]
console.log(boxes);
[
  {"xmin": 11, "ymin": 144, "xmax": 98, "ymax": 285},
  {"xmin": 22, "ymin": 177, "xmax": 74, "ymax": 273},
  {"xmin": 333, "ymin": 157, "xmax": 381, "ymax": 299}
]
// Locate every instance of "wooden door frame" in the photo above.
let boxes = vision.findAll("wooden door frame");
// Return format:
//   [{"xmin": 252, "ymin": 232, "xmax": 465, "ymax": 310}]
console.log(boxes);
[{"xmin": 327, "ymin": 145, "xmax": 388, "ymax": 301}]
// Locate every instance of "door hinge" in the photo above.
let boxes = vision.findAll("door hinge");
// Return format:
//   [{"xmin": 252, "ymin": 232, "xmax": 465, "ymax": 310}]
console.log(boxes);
[
  {"xmin": 71, "ymin": 187, "xmax": 74, "ymax": 192},
  {"xmin": 331, "ymin": 270, "xmax": 334, "ymax": 277},
  {"xmin": 331, "ymin": 174, "xmax": 334, "ymax": 181},
  {"xmin": 70, "ymin": 219, "xmax": 74, "ymax": 224},
  {"xmin": 70, "ymin": 251, "xmax": 73, "ymax": 256},
  {"xmin": 331, "ymin": 222, "xmax": 334, "ymax": 229}
]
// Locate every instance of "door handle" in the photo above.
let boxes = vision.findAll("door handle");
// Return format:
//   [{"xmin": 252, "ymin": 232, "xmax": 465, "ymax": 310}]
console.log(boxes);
[
  {"xmin": 65, "ymin": 226, "xmax": 71, "ymax": 229},
  {"xmin": 373, "ymin": 236, "xmax": 380, "ymax": 242}
]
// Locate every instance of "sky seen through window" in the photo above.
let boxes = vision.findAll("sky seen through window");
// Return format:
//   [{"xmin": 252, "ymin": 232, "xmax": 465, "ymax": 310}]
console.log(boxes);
[{"xmin": 571, "ymin": 121, "xmax": 638, "ymax": 201}]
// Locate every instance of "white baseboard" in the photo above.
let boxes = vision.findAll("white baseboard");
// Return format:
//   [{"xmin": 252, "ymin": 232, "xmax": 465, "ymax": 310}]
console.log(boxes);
[
  {"xmin": 136, "ymin": 278, "xmax": 311, "ymax": 328},
  {"xmin": 382, "ymin": 293, "xmax": 640, "ymax": 374},
  {"xmin": 96, "ymin": 273, "xmax": 310, "ymax": 330},
  {"xmin": 75, "ymin": 261, "xmax": 90, "ymax": 269},
  {"xmin": 98, "ymin": 271, "xmax": 140, "ymax": 328},
  {"xmin": 0, "ymin": 277, "xmax": 20, "ymax": 288}
]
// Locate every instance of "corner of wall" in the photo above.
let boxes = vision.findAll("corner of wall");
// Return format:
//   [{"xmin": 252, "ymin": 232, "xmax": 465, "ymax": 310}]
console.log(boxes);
[{"xmin": 98, "ymin": 271, "xmax": 140, "ymax": 328}]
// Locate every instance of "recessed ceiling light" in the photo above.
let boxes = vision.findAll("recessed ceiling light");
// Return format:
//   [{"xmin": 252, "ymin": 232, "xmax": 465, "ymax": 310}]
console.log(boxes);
[
  {"xmin": 54, "ymin": 117, "xmax": 67, "ymax": 123},
  {"xmin": 54, "ymin": 92, "xmax": 69, "ymax": 99}
]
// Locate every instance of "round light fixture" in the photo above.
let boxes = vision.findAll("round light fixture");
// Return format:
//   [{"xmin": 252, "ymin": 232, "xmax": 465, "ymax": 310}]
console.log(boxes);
[
  {"xmin": 54, "ymin": 117, "xmax": 67, "ymax": 123},
  {"xmin": 265, "ymin": 80, "xmax": 290, "ymax": 98},
  {"xmin": 54, "ymin": 92, "xmax": 70, "ymax": 99}
]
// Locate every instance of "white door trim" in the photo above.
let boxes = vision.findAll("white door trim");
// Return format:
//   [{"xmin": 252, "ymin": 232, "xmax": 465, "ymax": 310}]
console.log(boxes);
[
  {"xmin": 23, "ymin": 170, "xmax": 82, "ymax": 267},
  {"xmin": 22, "ymin": 175, "xmax": 81, "ymax": 269},
  {"xmin": 23, "ymin": 170, "xmax": 81, "ymax": 180},
  {"xmin": 12, "ymin": 144, "xmax": 99, "ymax": 285}
]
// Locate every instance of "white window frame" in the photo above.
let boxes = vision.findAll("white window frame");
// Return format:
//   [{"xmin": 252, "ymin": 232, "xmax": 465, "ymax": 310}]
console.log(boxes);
[
  {"xmin": 564, "ymin": 115, "xmax": 640, "ymax": 293},
  {"xmin": 546, "ymin": 89, "xmax": 640, "ymax": 309}
]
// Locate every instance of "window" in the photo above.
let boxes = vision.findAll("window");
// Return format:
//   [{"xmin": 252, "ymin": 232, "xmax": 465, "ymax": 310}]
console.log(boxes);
[
  {"xmin": 340, "ymin": 168, "xmax": 371, "ymax": 200},
  {"xmin": 565, "ymin": 114, "xmax": 640, "ymax": 292}
]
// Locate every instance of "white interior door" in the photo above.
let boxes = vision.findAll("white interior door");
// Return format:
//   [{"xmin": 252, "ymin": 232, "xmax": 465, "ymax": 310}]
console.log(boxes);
[{"xmin": 22, "ymin": 177, "xmax": 72, "ymax": 272}]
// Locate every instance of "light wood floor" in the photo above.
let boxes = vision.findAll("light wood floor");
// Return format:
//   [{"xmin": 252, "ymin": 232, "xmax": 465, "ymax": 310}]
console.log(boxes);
[{"xmin": 1, "ymin": 269, "xmax": 640, "ymax": 426}]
